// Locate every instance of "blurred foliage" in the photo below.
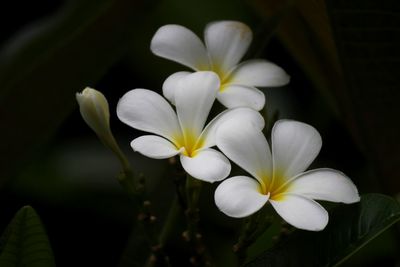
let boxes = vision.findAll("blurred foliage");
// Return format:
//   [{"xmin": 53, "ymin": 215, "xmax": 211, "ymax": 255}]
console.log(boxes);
[
  {"xmin": 0, "ymin": 206, "xmax": 55, "ymax": 267},
  {"xmin": 0, "ymin": 0, "xmax": 150, "ymax": 187},
  {"xmin": 0, "ymin": 0, "xmax": 399, "ymax": 266}
]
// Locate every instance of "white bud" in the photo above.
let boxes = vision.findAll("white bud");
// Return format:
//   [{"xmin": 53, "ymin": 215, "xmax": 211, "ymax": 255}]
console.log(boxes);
[
  {"xmin": 76, "ymin": 87, "xmax": 111, "ymax": 139},
  {"xmin": 77, "ymin": 87, "xmax": 135, "ymax": 190}
]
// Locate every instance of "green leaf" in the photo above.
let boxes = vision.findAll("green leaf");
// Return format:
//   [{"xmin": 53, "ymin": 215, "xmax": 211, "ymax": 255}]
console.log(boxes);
[
  {"xmin": 245, "ymin": 194, "xmax": 400, "ymax": 267},
  {"xmin": 0, "ymin": 0, "xmax": 149, "ymax": 186},
  {"xmin": 0, "ymin": 206, "xmax": 55, "ymax": 267}
]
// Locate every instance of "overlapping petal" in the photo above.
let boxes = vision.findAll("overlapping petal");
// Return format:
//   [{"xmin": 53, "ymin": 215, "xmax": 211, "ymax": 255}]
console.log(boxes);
[
  {"xmin": 272, "ymin": 120, "xmax": 322, "ymax": 180},
  {"xmin": 162, "ymin": 71, "xmax": 191, "ymax": 105},
  {"xmin": 151, "ymin": 21, "xmax": 291, "ymax": 111},
  {"xmin": 199, "ymin": 107, "xmax": 264, "ymax": 149},
  {"xmin": 216, "ymin": 119, "xmax": 272, "ymax": 185},
  {"xmin": 217, "ymin": 85, "xmax": 265, "ymax": 111},
  {"xmin": 204, "ymin": 21, "xmax": 252, "ymax": 76},
  {"xmin": 150, "ymin": 24, "xmax": 210, "ymax": 70},
  {"xmin": 228, "ymin": 59, "xmax": 290, "ymax": 87},
  {"xmin": 131, "ymin": 135, "xmax": 181, "ymax": 159},
  {"xmin": 175, "ymin": 71, "xmax": 220, "ymax": 138},
  {"xmin": 288, "ymin": 168, "xmax": 360, "ymax": 203},
  {"xmin": 215, "ymin": 176, "xmax": 269, "ymax": 218},
  {"xmin": 270, "ymin": 194, "xmax": 329, "ymax": 231},
  {"xmin": 116, "ymin": 89, "xmax": 181, "ymax": 141},
  {"xmin": 180, "ymin": 148, "xmax": 231, "ymax": 183}
]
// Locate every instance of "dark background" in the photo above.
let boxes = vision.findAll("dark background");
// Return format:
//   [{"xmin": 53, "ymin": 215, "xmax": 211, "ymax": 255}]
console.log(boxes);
[{"xmin": 0, "ymin": 0, "xmax": 399, "ymax": 266}]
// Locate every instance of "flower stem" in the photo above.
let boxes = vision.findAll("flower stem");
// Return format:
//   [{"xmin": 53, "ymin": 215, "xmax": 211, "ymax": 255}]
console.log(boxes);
[
  {"xmin": 105, "ymin": 134, "xmax": 138, "ymax": 195},
  {"xmin": 234, "ymin": 209, "xmax": 273, "ymax": 266},
  {"xmin": 185, "ymin": 174, "xmax": 202, "ymax": 239},
  {"xmin": 183, "ymin": 174, "xmax": 213, "ymax": 266}
]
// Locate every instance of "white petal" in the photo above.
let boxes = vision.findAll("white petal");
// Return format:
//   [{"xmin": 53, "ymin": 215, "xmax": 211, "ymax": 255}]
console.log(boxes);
[
  {"xmin": 199, "ymin": 107, "xmax": 265, "ymax": 149},
  {"xmin": 288, "ymin": 168, "xmax": 360, "ymax": 203},
  {"xmin": 216, "ymin": 119, "xmax": 272, "ymax": 185},
  {"xmin": 228, "ymin": 59, "xmax": 290, "ymax": 87},
  {"xmin": 131, "ymin": 135, "xmax": 181, "ymax": 159},
  {"xmin": 175, "ymin": 72, "xmax": 220, "ymax": 137},
  {"xmin": 117, "ymin": 89, "xmax": 180, "ymax": 141},
  {"xmin": 180, "ymin": 148, "xmax": 231, "ymax": 183},
  {"xmin": 205, "ymin": 21, "xmax": 252, "ymax": 75},
  {"xmin": 270, "ymin": 194, "xmax": 328, "ymax": 231},
  {"xmin": 162, "ymin": 71, "xmax": 191, "ymax": 105},
  {"xmin": 217, "ymin": 85, "xmax": 265, "ymax": 111},
  {"xmin": 272, "ymin": 120, "xmax": 322, "ymax": 179},
  {"xmin": 150, "ymin": 24, "xmax": 210, "ymax": 70},
  {"xmin": 215, "ymin": 176, "xmax": 269, "ymax": 218}
]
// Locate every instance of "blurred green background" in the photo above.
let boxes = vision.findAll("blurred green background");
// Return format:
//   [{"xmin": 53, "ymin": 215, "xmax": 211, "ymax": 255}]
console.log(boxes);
[{"xmin": 0, "ymin": 0, "xmax": 399, "ymax": 266}]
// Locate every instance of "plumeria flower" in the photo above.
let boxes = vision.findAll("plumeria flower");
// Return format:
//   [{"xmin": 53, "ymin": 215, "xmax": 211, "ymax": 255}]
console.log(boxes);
[
  {"xmin": 117, "ymin": 71, "xmax": 264, "ymax": 183},
  {"xmin": 151, "ymin": 20, "xmax": 290, "ymax": 111},
  {"xmin": 214, "ymin": 119, "xmax": 360, "ymax": 231}
]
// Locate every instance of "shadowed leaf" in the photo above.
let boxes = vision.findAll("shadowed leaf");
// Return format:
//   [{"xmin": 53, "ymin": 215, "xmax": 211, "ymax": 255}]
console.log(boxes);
[
  {"xmin": 0, "ymin": 206, "xmax": 55, "ymax": 267},
  {"xmin": 245, "ymin": 194, "xmax": 400, "ymax": 267}
]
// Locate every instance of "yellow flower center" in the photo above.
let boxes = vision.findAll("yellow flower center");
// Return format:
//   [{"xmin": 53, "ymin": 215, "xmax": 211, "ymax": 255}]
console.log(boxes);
[
  {"xmin": 211, "ymin": 65, "xmax": 232, "ymax": 91},
  {"xmin": 197, "ymin": 64, "xmax": 232, "ymax": 92},
  {"xmin": 172, "ymin": 129, "xmax": 204, "ymax": 158},
  {"xmin": 257, "ymin": 170, "xmax": 291, "ymax": 201}
]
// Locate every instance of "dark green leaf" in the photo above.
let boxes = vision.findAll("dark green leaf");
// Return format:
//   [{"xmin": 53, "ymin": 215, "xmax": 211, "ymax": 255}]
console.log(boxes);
[
  {"xmin": 245, "ymin": 194, "xmax": 400, "ymax": 267},
  {"xmin": 0, "ymin": 206, "xmax": 55, "ymax": 267}
]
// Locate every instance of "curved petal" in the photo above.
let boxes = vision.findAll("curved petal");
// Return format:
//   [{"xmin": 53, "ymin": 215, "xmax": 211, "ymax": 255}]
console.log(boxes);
[
  {"xmin": 150, "ymin": 24, "xmax": 210, "ymax": 70},
  {"xmin": 199, "ymin": 107, "xmax": 265, "ymax": 149},
  {"xmin": 117, "ymin": 89, "xmax": 181, "ymax": 141},
  {"xmin": 215, "ymin": 176, "xmax": 269, "ymax": 218},
  {"xmin": 272, "ymin": 120, "xmax": 322, "ymax": 180},
  {"xmin": 216, "ymin": 119, "xmax": 272, "ymax": 185},
  {"xmin": 217, "ymin": 84, "xmax": 265, "ymax": 111},
  {"xmin": 180, "ymin": 148, "xmax": 231, "ymax": 183},
  {"xmin": 131, "ymin": 135, "xmax": 181, "ymax": 159},
  {"xmin": 270, "ymin": 194, "xmax": 328, "ymax": 231},
  {"xmin": 228, "ymin": 59, "xmax": 290, "ymax": 87},
  {"xmin": 205, "ymin": 21, "xmax": 252, "ymax": 75},
  {"xmin": 287, "ymin": 168, "xmax": 360, "ymax": 203},
  {"xmin": 175, "ymin": 71, "xmax": 220, "ymax": 138},
  {"xmin": 162, "ymin": 71, "xmax": 191, "ymax": 105}
]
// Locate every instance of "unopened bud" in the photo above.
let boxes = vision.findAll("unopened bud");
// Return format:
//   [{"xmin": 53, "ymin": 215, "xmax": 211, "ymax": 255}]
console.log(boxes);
[{"xmin": 76, "ymin": 87, "xmax": 111, "ymax": 139}]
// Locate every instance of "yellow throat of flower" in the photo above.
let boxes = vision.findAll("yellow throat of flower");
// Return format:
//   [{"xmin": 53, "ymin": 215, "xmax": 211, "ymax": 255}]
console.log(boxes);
[
  {"xmin": 257, "ymin": 170, "xmax": 291, "ymax": 201},
  {"xmin": 211, "ymin": 65, "xmax": 232, "ymax": 92},
  {"xmin": 197, "ymin": 64, "xmax": 232, "ymax": 92},
  {"xmin": 172, "ymin": 129, "xmax": 204, "ymax": 158}
]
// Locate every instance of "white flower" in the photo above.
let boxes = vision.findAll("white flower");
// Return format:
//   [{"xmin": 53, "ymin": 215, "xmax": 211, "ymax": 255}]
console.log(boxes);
[
  {"xmin": 214, "ymin": 119, "xmax": 360, "ymax": 231},
  {"xmin": 116, "ymin": 71, "xmax": 264, "ymax": 183},
  {"xmin": 151, "ymin": 21, "xmax": 290, "ymax": 111},
  {"xmin": 76, "ymin": 87, "xmax": 112, "ymax": 139}
]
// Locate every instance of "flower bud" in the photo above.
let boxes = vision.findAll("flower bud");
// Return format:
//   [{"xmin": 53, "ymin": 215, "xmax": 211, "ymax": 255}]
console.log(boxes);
[
  {"xmin": 76, "ymin": 87, "xmax": 136, "ymax": 193},
  {"xmin": 76, "ymin": 87, "xmax": 111, "ymax": 139}
]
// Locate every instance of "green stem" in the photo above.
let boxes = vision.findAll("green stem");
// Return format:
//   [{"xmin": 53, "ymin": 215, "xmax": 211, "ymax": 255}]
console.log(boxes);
[
  {"xmin": 184, "ymin": 175, "xmax": 215, "ymax": 266},
  {"xmin": 101, "ymin": 132, "xmax": 138, "ymax": 196},
  {"xmin": 234, "ymin": 210, "xmax": 273, "ymax": 266},
  {"xmin": 159, "ymin": 198, "xmax": 181, "ymax": 246},
  {"xmin": 185, "ymin": 174, "xmax": 202, "ymax": 239}
]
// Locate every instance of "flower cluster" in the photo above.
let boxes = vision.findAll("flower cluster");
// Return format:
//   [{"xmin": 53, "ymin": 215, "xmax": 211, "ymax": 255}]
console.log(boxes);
[{"xmin": 78, "ymin": 21, "xmax": 359, "ymax": 231}]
